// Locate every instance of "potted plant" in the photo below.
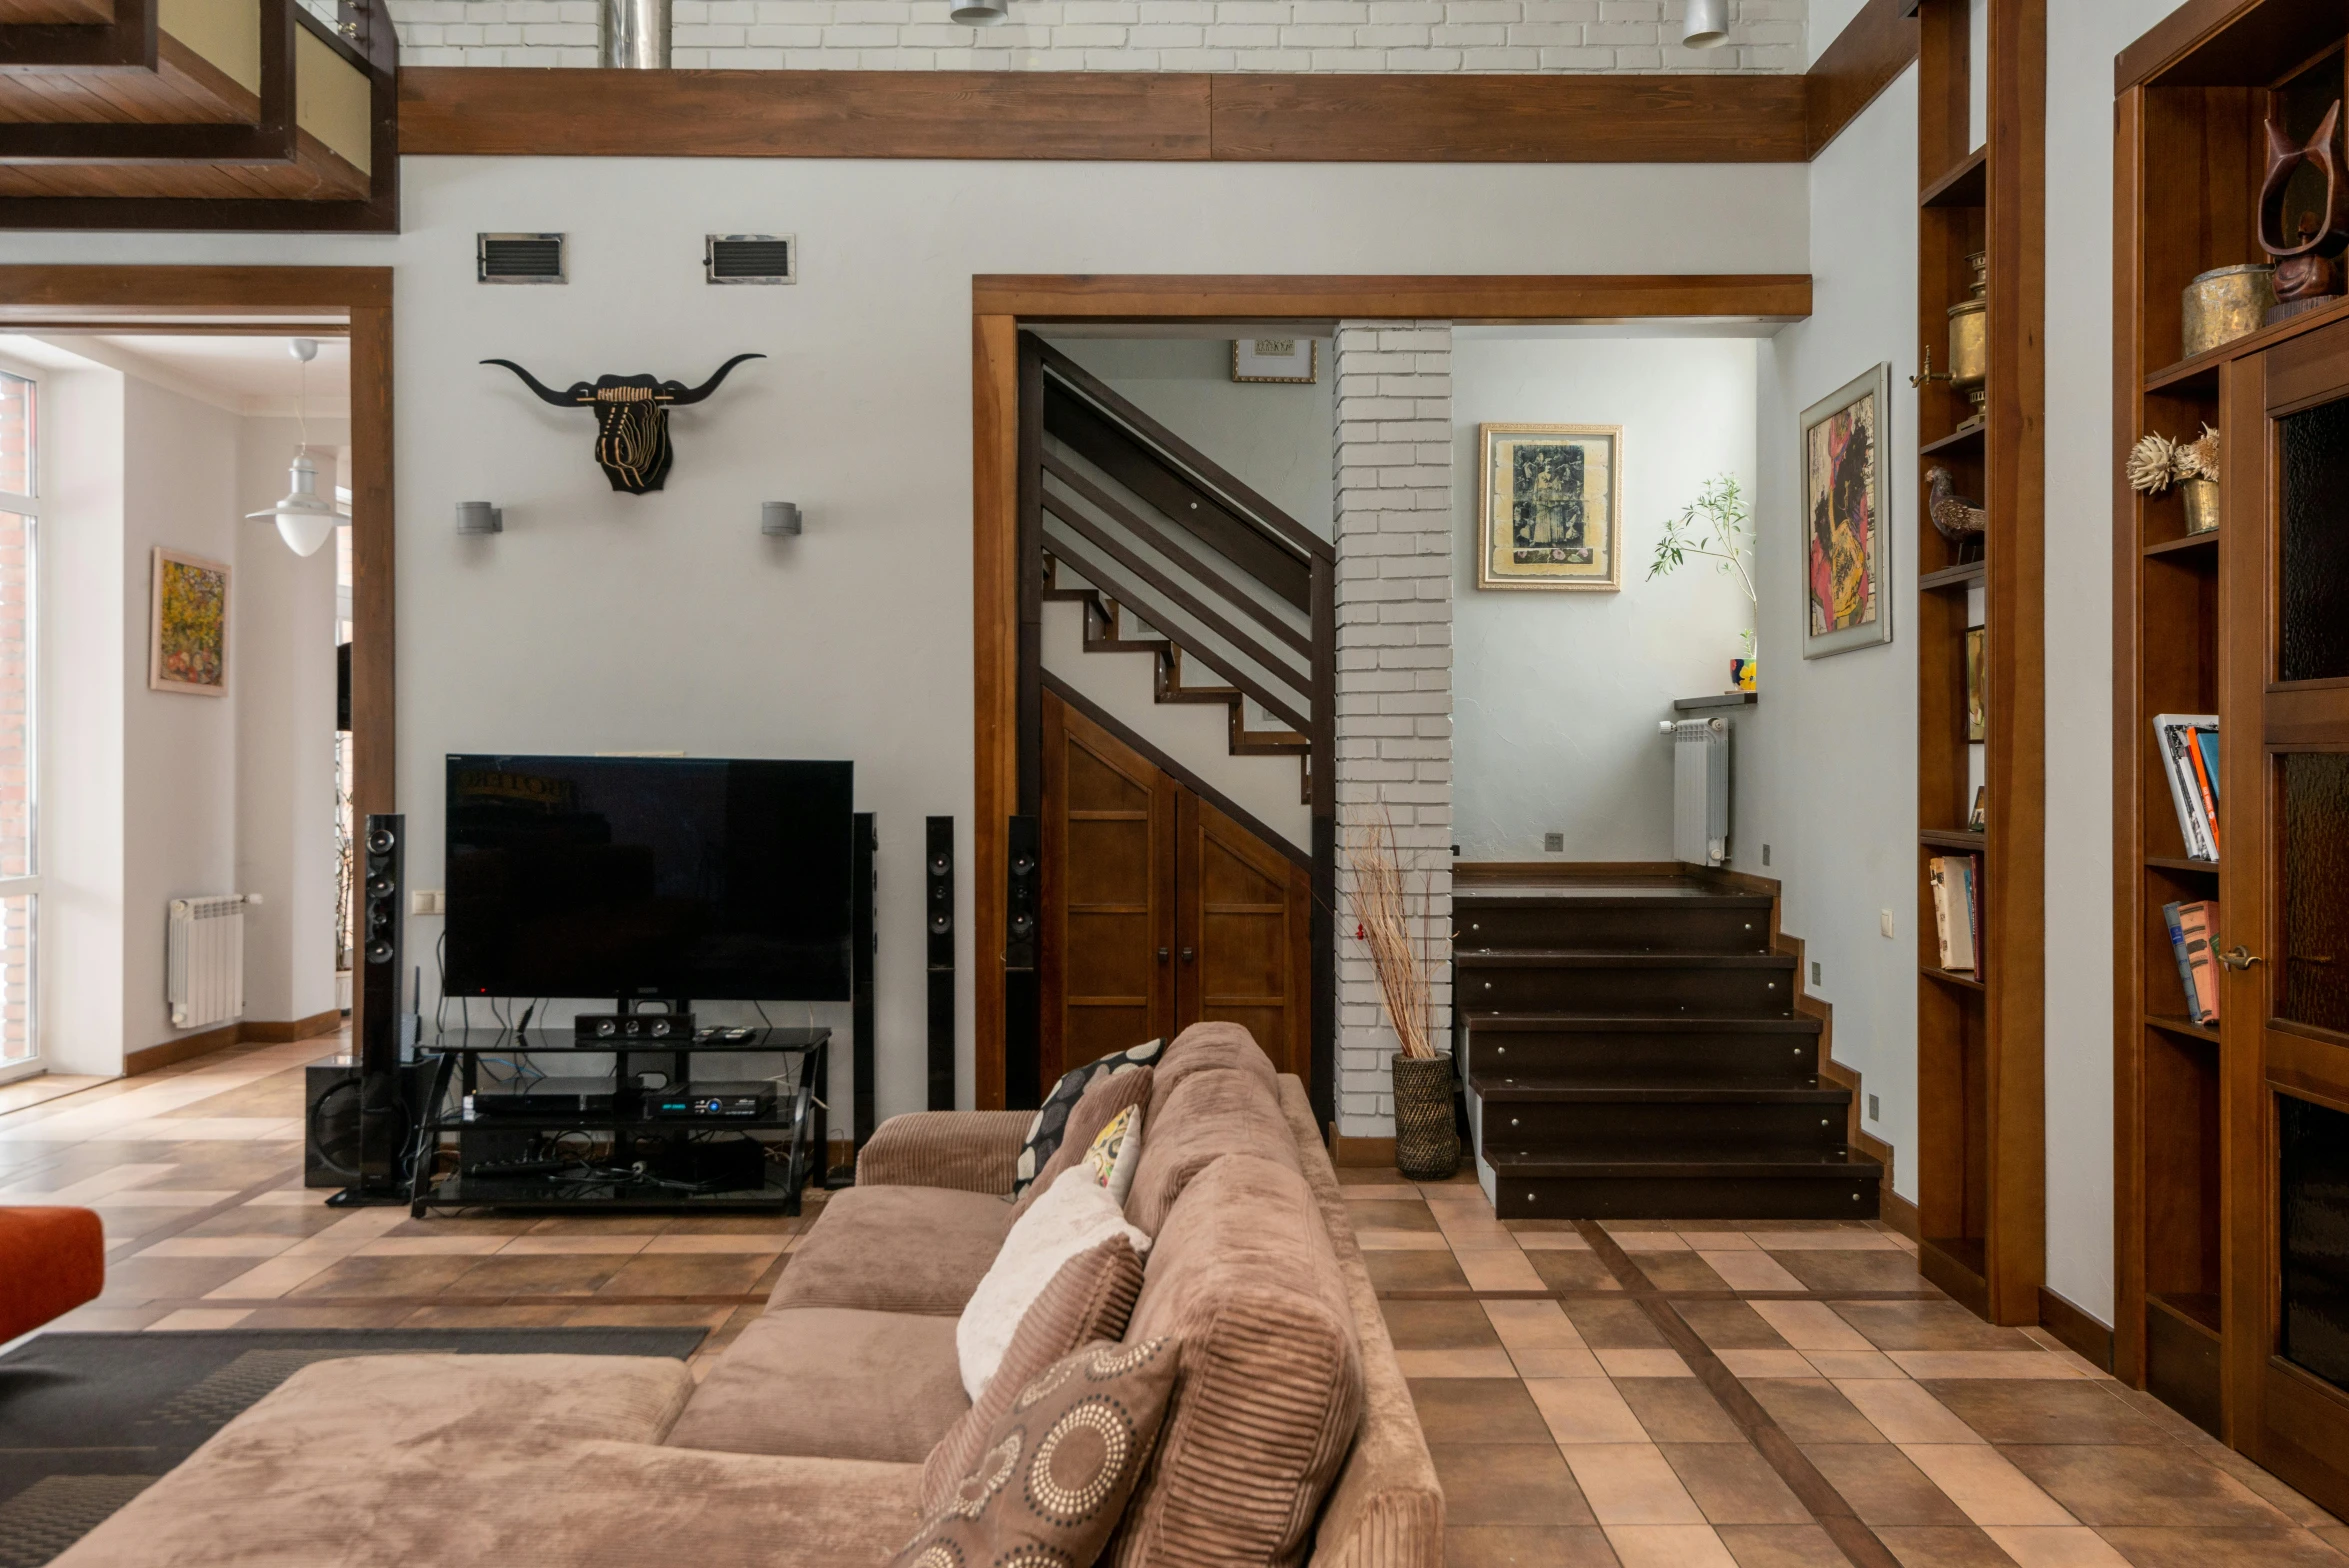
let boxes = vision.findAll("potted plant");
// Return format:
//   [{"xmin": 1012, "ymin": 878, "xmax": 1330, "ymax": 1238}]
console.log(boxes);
[
  {"xmin": 1647, "ymin": 474, "xmax": 1758, "ymax": 691},
  {"xmin": 1344, "ymin": 812, "xmax": 1457, "ymax": 1181}
]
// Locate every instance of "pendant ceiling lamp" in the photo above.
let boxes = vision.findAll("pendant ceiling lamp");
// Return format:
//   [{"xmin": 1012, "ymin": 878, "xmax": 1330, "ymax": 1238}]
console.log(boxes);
[
  {"xmin": 246, "ymin": 337, "xmax": 341, "ymax": 557},
  {"xmin": 1682, "ymin": 0, "xmax": 1728, "ymax": 48}
]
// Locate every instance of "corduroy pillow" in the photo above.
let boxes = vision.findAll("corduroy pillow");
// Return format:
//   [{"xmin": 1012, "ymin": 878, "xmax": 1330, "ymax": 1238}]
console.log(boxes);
[
  {"xmin": 892, "ymin": 1339, "xmax": 1180, "ymax": 1568},
  {"xmin": 1013, "ymin": 1066, "xmax": 1155, "ymax": 1218},
  {"xmin": 922, "ymin": 1234, "xmax": 1147, "ymax": 1515},
  {"xmin": 1012, "ymin": 1039, "xmax": 1164, "ymax": 1196}
]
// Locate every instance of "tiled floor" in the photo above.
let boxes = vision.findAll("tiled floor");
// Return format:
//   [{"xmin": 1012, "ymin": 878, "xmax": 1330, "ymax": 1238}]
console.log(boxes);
[
  {"xmin": 0, "ymin": 1036, "xmax": 812, "ymax": 1368},
  {"xmin": 1342, "ymin": 1167, "xmax": 2349, "ymax": 1568},
  {"xmin": 6, "ymin": 1041, "xmax": 2346, "ymax": 1566}
]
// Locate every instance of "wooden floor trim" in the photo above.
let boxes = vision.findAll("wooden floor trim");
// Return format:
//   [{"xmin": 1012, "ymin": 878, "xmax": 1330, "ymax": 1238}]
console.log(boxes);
[
  {"xmin": 2037, "ymin": 1284, "xmax": 2116, "ymax": 1373},
  {"xmin": 126, "ymin": 1013, "xmax": 347, "ymax": 1076}
]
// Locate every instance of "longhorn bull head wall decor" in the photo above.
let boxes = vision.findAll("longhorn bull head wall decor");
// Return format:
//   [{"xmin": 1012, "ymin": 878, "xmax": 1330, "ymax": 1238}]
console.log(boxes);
[{"xmin": 483, "ymin": 354, "xmax": 764, "ymax": 494}]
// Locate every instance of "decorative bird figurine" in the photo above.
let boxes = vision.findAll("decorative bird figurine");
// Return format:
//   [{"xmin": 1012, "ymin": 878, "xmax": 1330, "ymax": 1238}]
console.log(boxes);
[{"xmin": 1926, "ymin": 466, "xmax": 1986, "ymax": 541}]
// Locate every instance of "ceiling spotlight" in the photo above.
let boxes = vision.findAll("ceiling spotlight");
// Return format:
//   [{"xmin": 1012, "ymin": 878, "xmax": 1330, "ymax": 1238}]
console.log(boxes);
[
  {"xmin": 245, "ymin": 339, "xmax": 341, "ymax": 557},
  {"xmin": 951, "ymin": 0, "xmax": 1007, "ymax": 21},
  {"xmin": 1682, "ymin": 0, "xmax": 1728, "ymax": 48}
]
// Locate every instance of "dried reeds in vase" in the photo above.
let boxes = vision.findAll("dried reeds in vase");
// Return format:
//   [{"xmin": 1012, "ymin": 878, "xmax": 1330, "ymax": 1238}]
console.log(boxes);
[{"xmin": 1343, "ymin": 812, "xmax": 1437, "ymax": 1060}]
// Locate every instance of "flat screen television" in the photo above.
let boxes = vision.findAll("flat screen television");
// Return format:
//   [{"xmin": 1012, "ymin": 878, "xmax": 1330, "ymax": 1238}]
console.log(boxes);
[{"xmin": 443, "ymin": 754, "xmax": 854, "ymax": 1002}]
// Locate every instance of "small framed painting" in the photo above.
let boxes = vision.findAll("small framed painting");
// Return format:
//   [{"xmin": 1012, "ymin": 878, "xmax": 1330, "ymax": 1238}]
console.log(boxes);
[
  {"xmin": 1477, "ymin": 423, "xmax": 1623, "ymax": 591},
  {"xmin": 1799, "ymin": 364, "xmax": 1893, "ymax": 657},
  {"xmin": 150, "ymin": 546, "xmax": 229, "ymax": 697},
  {"xmin": 1965, "ymin": 624, "xmax": 1986, "ymax": 741},
  {"xmin": 1231, "ymin": 338, "xmax": 1317, "ymax": 384}
]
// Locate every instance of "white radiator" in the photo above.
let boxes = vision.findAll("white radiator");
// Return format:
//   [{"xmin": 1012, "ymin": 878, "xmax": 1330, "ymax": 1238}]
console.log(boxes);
[
  {"xmin": 167, "ymin": 894, "xmax": 255, "ymax": 1029},
  {"xmin": 1662, "ymin": 718, "xmax": 1731, "ymax": 867}
]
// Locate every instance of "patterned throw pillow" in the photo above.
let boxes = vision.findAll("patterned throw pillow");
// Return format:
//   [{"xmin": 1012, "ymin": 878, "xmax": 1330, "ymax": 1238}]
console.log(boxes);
[
  {"xmin": 893, "ymin": 1339, "xmax": 1179, "ymax": 1568},
  {"xmin": 1012, "ymin": 1039, "xmax": 1164, "ymax": 1196},
  {"xmin": 1080, "ymin": 1106, "xmax": 1143, "ymax": 1207}
]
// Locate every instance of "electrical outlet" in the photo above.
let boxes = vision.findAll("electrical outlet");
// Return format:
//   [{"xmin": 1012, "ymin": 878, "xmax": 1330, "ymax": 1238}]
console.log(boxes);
[
  {"xmin": 1762, "ymin": 844, "xmax": 1772, "ymax": 866},
  {"xmin": 411, "ymin": 890, "xmax": 445, "ymax": 916},
  {"xmin": 1810, "ymin": 960, "xmax": 1822, "ymax": 987},
  {"xmin": 1880, "ymin": 909, "xmax": 1897, "ymax": 939},
  {"xmin": 1543, "ymin": 832, "xmax": 1564, "ymax": 853},
  {"xmin": 1868, "ymin": 1093, "xmax": 1880, "ymax": 1122}
]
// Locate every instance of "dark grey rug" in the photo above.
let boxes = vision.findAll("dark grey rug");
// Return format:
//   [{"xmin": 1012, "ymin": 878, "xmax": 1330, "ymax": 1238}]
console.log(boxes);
[{"xmin": 0, "ymin": 1328, "xmax": 706, "ymax": 1567}]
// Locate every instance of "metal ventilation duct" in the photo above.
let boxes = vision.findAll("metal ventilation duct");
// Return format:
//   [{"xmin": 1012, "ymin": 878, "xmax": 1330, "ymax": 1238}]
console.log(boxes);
[
  {"xmin": 601, "ymin": 0, "xmax": 670, "ymax": 67},
  {"xmin": 706, "ymin": 235, "xmax": 796, "ymax": 284},
  {"xmin": 477, "ymin": 233, "xmax": 567, "ymax": 284}
]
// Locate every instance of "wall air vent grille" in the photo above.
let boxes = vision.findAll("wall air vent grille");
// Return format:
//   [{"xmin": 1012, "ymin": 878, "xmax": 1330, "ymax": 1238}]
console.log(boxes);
[
  {"xmin": 477, "ymin": 234, "xmax": 567, "ymax": 284},
  {"xmin": 706, "ymin": 234, "xmax": 795, "ymax": 285}
]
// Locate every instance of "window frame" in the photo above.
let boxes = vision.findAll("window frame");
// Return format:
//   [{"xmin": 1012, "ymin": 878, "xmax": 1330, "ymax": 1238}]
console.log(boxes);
[{"xmin": 0, "ymin": 348, "xmax": 43, "ymax": 1082}]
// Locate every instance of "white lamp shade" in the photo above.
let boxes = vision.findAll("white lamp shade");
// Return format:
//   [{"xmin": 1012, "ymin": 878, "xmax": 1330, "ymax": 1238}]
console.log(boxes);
[
  {"xmin": 951, "ymin": 0, "xmax": 1006, "ymax": 20},
  {"xmin": 1682, "ymin": 0, "xmax": 1727, "ymax": 47},
  {"xmin": 247, "ymin": 450, "xmax": 342, "ymax": 557}
]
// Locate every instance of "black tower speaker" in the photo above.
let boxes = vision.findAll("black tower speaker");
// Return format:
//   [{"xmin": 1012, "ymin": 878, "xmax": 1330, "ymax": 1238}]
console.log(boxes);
[
  {"xmin": 324, "ymin": 812, "xmax": 409, "ymax": 1203},
  {"xmin": 926, "ymin": 816, "xmax": 954, "ymax": 1111},
  {"xmin": 852, "ymin": 811, "xmax": 877, "ymax": 1152},
  {"xmin": 1004, "ymin": 814, "xmax": 1040, "ymax": 1110}
]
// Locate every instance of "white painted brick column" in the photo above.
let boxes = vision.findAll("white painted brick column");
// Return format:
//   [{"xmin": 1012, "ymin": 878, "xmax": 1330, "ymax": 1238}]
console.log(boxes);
[{"xmin": 1332, "ymin": 320, "xmax": 1452, "ymax": 1138}]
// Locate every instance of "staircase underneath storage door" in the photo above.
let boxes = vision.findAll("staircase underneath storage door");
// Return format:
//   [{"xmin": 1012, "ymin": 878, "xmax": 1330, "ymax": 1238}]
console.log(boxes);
[{"xmin": 1458, "ymin": 875, "xmax": 1882, "ymax": 1221}]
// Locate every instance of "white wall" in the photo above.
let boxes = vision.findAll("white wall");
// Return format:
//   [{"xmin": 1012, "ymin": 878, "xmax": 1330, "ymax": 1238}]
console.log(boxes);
[
  {"xmin": 4, "ymin": 154, "xmax": 1808, "ymax": 1118},
  {"xmin": 1452, "ymin": 333, "xmax": 1759, "ymax": 861},
  {"xmin": 1743, "ymin": 65, "xmax": 1920, "ymax": 1198},
  {"xmin": 1050, "ymin": 335, "xmax": 1334, "ymax": 538},
  {"xmin": 235, "ymin": 416, "xmax": 346, "ymax": 1029},
  {"xmin": 121, "ymin": 378, "xmax": 244, "ymax": 1056}
]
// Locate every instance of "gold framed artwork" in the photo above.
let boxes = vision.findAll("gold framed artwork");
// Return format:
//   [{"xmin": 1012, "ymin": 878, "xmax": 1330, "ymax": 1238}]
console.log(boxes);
[
  {"xmin": 1231, "ymin": 337, "xmax": 1317, "ymax": 384},
  {"xmin": 1476, "ymin": 422, "xmax": 1622, "ymax": 591},
  {"xmin": 1798, "ymin": 364, "xmax": 1893, "ymax": 657},
  {"xmin": 150, "ymin": 546, "xmax": 229, "ymax": 697}
]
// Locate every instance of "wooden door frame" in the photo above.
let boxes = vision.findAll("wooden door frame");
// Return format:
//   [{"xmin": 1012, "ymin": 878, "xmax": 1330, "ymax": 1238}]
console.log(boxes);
[
  {"xmin": 972, "ymin": 272, "xmax": 1814, "ymax": 1109},
  {"xmin": 0, "ymin": 263, "xmax": 395, "ymax": 1050}
]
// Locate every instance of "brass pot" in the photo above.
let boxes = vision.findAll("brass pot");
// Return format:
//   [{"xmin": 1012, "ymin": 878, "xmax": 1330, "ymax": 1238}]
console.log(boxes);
[
  {"xmin": 2183, "ymin": 264, "xmax": 2277, "ymax": 358},
  {"xmin": 1947, "ymin": 298, "xmax": 1988, "ymax": 386},
  {"xmin": 2181, "ymin": 477, "xmax": 2220, "ymax": 535}
]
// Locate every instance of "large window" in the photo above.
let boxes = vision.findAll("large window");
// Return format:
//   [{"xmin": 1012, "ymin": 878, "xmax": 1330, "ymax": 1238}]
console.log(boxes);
[{"xmin": 0, "ymin": 365, "xmax": 37, "ymax": 1072}]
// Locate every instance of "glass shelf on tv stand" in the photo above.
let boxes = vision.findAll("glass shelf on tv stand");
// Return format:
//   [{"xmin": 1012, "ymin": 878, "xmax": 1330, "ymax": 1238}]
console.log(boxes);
[{"xmin": 407, "ymin": 1026, "xmax": 831, "ymax": 1219}]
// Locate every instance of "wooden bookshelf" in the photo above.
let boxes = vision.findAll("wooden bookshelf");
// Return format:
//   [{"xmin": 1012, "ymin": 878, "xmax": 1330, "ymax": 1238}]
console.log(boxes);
[
  {"xmin": 2115, "ymin": 0, "xmax": 2349, "ymax": 1515},
  {"xmin": 1912, "ymin": 0, "xmax": 2045, "ymax": 1328}
]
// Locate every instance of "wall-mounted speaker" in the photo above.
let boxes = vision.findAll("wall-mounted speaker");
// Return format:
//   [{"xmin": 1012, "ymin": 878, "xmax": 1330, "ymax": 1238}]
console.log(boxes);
[{"xmin": 926, "ymin": 816, "xmax": 954, "ymax": 1111}]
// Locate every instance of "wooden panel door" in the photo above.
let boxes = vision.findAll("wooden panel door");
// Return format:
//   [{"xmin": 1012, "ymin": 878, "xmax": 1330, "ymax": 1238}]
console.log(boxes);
[
  {"xmin": 1039, "ymin": 690, "xmax": 1175, "ymax": 1088},
  {"xmin": 2225, "ymin": 326, "xmax": 2349, "ymax": 1515},
  {"xmin": 1175, "ymin": 791, "xmax": 1313, "ymax": 1082}
]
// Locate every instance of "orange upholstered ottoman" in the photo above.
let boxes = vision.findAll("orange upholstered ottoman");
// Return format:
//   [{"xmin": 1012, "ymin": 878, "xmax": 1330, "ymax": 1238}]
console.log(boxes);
[{"xmin": 0, "ymin": 1206, "xmax": 104, "ymax": 1342}]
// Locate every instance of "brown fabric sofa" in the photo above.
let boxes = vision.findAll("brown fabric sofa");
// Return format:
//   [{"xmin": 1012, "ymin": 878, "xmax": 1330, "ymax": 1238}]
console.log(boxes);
[{"xmin": 49, "ymin": 1023, "xmax": 1440, "ymax": 1568}]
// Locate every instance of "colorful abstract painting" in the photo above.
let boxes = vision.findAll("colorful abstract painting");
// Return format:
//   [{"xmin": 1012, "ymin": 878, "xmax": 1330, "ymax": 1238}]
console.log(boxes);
[
  {"xmin": 150, "ymin": 547, "xmax": 228, "ymax": 696},
  {"xmin": 1799, "ymin": 366, "xmax": 1894, "ymax": 658}
]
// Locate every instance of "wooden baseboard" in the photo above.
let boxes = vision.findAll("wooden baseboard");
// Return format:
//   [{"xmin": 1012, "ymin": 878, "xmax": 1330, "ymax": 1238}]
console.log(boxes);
[
  {"xmin": 1454, "ymin": 861, "xmax": 1689, "ymax": 886},
  {"xmin": 239, "ymin": 1010, "xmax": 345, "ymax": 1043},
  {"xmin": 126, "ymin": 1011, "xmax": 351, "ymax": 1076},
  {"xmin": 1879, "ymin": 1187, "xmax": 1921, "ymax": 1241},
  {"xmin": 2037, "ymin": 1286, "xmax": 2116, "ymax": 1373},
  {"xmin": 1327, "ymin": 1127, "xmax": 1399, "ymax": 1168}
]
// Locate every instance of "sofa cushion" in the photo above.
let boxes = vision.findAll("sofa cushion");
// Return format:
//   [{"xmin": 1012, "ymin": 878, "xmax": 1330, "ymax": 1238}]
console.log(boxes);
[
  {"xmin": 1012, "ymin": 1065, "xmax": 1155, "ymax": 1218},
  {"xmin": 960, "ymin": 1168, "xmax": 1151, "ymax": 1401},
  {"xmin": 0, "ymin": 1206, "xmax": 103, "ymax": 1343},
  {"xmin": 1149, "ymin": 1020, "xmax": 1278, "ymax": 1110},
  {"xmin": 893, "ymin": 1339, "xmax": 1179, "ymax": 1568},
  {"xmin": 1107, "ymin": 1155, "xmax": 1364, "ymax": 1568},
  {"xmin": 924, "ymin": 1234, "xmax": 1146, "ymax": 1513},
  {"xmin": 1124, "ymin": 1065, "xmax": 1301, "ymax": 1236},
  {"xmin": 666, "ymin": 1308, "xmax": 968, "ymax": 1464},
  {"xmin": 771, "ymin": 1183, "xmax": 1019, "ymax": 1316},
  {"xmin": 1014, "ymin": 1037, "xmax": 1164, "ymax": 1195}
]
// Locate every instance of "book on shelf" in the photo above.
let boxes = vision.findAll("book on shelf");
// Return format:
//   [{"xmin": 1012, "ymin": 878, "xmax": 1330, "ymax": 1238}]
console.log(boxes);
[
  {"xmin": 1930, "ymin": 854, "xmax": 1979, "ymax": 975},
  {"xmin": 2162, "ymin": 901, "xmax": 2198, "ymax": 1020},
  {"xmin": 1967, "ymin": 853, "xmax": 1983, "ymax": 980},
  {"xmin": 2176, "ymin": 899, "xmax": 2220, "ymax": 1025},
  {"xmin": 2153, "ymin": 714, "xmax": 2220, "ymax": 861}
]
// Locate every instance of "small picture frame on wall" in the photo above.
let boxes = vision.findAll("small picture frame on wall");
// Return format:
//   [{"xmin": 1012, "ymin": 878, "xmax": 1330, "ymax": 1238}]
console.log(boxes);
[
  {"xmin": 1476, "ymin": 423, "xmax": 1623, "ymax": 592},
  {"xmin": 1968, "ymin": 785, "xmax": 1987, "ymax": 831},
  {"xmin": 1966, "ymin": 624, "xmax": 1987, "ymax": 742},
  {"xmin": 150, "ymin": 546, "xmax": 229, "ymax": 697},
  {"xmin": 1231, "ymin": 338, "xmax": 1317, "ymax": 384},
  {"xmin": 1798, "ymin": 364, "xmax": 1893, "ymax": 658}
]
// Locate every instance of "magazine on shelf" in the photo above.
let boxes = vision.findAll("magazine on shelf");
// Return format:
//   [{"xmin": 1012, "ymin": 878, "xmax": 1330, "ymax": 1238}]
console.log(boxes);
[{"xmin": 2153, "ymin": 713, "xmax": 2220, "ymax": 861}]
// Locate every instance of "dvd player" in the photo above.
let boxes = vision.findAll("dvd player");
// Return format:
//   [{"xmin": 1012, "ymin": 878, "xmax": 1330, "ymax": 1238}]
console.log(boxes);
[
  {"xmin": 464, "ymin": 1077, "xmax": 618, "ymax": 1117},
  {"xmin": 647, "ymin": 1081, "xmax": 777, "ymax": 1120}
]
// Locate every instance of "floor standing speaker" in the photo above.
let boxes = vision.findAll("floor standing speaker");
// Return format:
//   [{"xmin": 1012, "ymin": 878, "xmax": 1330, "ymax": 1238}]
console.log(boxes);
[
  {"xmin": 851, "ymin": 811, "xmax": 877, "ymax": 1152},
  {"xmin": 325, "ymin": 812, "xmax": 408, "ymax": 1203},
  {"xmin": 926, "ymin": 816, "xmax": 954, "ymax": 1111},
  {"xmin": 1004, "ymin": 814, "xmax": 1040, "ymax": 1111}
]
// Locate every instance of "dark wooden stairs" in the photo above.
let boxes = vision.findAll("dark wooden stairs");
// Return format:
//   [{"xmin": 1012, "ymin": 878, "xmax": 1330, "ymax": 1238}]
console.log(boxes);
[{"xmin": 1458, "ymin": 876, "xmax": 1883, "ymax": 1220}]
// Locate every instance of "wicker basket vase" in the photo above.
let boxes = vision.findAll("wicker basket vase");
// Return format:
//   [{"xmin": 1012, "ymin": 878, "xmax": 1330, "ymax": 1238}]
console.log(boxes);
[{"xmin": 1391, "ymin": 1051, "xmax": 1461, "ymax": 1182}]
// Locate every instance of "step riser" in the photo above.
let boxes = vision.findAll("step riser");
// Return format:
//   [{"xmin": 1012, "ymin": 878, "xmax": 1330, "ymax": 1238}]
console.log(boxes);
[
  {"xmin": 1493, "ymin": 1176, "xmax": 1881, "ymax": 1222},
  {"xmin": 1480, "ymin": 1102, "xmax": 1847, "ymax": 1150},
  {"xmin": 1462, "ymin": 969, "xmax": 1795, "ymax": 1017},
  {"xmin": 1470, "ymin": 1034, "xmax": 1820, "ymax": 1080},
  {"xmin": 1456, "ymin": 904, "xmax": 1771, "ymax": 954}
]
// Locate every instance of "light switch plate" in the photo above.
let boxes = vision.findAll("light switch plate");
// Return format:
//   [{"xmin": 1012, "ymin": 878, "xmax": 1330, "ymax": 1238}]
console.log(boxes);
[
  {"xmin": 411, "ymin": 889, "xmax": 445, "ymax": 916},
  {"xmin": 1880, "ymin": 909, "xmax": 1897, "ymax": 939}
]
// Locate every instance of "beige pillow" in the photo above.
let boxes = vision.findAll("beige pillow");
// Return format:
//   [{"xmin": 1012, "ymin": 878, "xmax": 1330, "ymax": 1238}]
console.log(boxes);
[
  {"xmin": 923, "ymin": 1234, "xmax": 1146, "ymax": 1514},
  {"xmin": 893, "ymin": 1339, "xmax": 1180, "ymax": 1568},
  {"xmin": 958, "ymin": 1167, "xmax": 1151, "ymax": 1402}
]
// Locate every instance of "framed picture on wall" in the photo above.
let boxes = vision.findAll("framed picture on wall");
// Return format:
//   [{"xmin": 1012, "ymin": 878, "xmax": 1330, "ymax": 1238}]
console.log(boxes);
[
  {"xmin": 150, "ymin": 546, "xmax": 229, "ymax": 697},
  {"xmin": 1798, "ymin": 364, "xmax": 1893, "ymax": 657},
  {"xmin": 1476, "ymin": 423, "xmax": 1623, "ymax": 591},
  {"xmin": 1231, "ymin": 337, "xmax": 1317, "ymax": 383}
]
